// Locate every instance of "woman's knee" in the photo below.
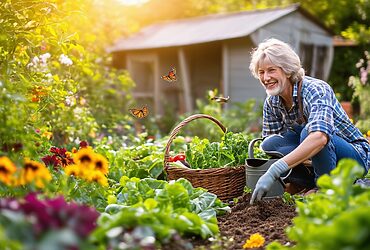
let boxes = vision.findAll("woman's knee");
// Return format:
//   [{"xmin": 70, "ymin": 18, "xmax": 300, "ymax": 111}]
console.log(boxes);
[{"xmin": 261, "ymin": 134, "xmax": 285, "ymax": 152}]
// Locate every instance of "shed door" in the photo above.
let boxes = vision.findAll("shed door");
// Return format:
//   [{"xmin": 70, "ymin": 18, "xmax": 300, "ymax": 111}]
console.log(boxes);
[{"xmin": 128, "ymin": 56, "xmax": 158, "ymax": 113}]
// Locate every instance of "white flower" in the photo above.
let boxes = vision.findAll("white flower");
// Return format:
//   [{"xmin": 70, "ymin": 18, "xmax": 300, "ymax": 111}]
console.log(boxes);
[
  {"xmin": 39, "ymin": 53, "xmax": 51, "ymax": 65},
  {"xmin": 59, "ymin": 54, "xmax": 73, "ymax": 66},
  {"xmin": 74, "ymin": 137, "xmax": 81, "ymax": 145},
  {"xmin": 65, "ymin": 96, "xmax": 75, "ymax": 106},
  {"xmin": 27, "ymin": 56, "xmax": 39, "ymax": 68}
]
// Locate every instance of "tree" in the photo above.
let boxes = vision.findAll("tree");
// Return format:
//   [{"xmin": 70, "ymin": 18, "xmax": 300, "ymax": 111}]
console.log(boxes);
[{"xmin": 0, "ymin": 0, "xmax": 135, "ymax": 156}]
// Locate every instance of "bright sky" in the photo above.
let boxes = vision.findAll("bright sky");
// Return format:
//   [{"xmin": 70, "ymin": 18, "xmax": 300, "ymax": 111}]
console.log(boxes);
[{"xmin": 118, "ymin": 0, "xmax": 149, "ymax": 5}]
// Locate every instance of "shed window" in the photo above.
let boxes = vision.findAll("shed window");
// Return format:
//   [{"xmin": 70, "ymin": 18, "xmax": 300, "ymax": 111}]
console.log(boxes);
[{"xmin": 299, "ymin": 43, "xmax": 328, "ymax": 79}]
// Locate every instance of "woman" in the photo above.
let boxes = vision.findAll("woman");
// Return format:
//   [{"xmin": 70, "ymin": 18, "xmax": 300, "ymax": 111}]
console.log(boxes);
[{"xmin": 249, "ymin": 38, "xmax": 370, "ymax": 204}]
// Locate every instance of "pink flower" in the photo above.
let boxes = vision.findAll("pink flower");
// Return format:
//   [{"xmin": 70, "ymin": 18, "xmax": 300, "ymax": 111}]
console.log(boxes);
[{"xmin": 360, "ymin": 67, "xmax": 368, "ymax": 85}]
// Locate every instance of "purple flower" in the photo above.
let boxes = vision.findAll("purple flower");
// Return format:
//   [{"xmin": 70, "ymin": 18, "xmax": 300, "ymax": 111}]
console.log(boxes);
[
  {"xmin": 0, "ymin": 197, "xmax": 20, "ymax": 210},
  {"xmin": 1, "ymin": 193, "xmax": 100, "ymax": 239}
]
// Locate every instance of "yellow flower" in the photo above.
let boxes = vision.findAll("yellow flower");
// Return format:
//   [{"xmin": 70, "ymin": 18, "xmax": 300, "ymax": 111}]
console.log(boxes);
[
  {"xmin": 88, "ymin": 170, "xmax": 108, "ymax": 186},
  {"xmin": 93, "ymin": 154, "xmax": 109, "ymax": 174},
  {"xmin": 243, "ymin": 233, "xmax": 265, "ymax": 249},
  {"xmin": 20, "ymin": 158, "xmax": 51, "ymax": 188},
  {"xmin": 65, "ymin": 151, "xmax": 73, "ymax": 158},
  {"xmin": 65, "ymin": 164, "xmax": 82, "ymax": 177},
  {"xmin": 73, "ymin": 147, "xmax": 95, "ymax": 165},
  {"xmin": 33, "ymin": 168, "xmax": 52, "ymax": 188},
  {"xmin": 367, "ymin": 130, "xmax": 370, "ymax": 137},
  {"xmin": 41, "ymin": 131, "xmax": 53, "ymax": 140},
  {"xmin": 0, "ymin": 156, "xmax": 17, "ymax": 186}
]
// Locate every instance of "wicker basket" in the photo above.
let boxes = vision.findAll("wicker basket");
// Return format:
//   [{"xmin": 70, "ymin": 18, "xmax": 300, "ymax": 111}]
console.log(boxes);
[{"xmin": 164, "ymin": 114, "xmax": 246, "ymax": 201}]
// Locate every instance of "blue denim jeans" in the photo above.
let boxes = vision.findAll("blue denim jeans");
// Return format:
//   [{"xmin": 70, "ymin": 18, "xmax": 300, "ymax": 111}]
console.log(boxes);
[{"xmin": 261, "ymin": 124, "xmax": 365, "ymax": 188}]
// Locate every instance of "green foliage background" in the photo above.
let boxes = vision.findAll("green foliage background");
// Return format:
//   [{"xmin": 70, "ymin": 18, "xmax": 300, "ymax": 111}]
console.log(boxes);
[{"xmin": 0, "ymin": 0, "xmax": 137, "ymax": 158}]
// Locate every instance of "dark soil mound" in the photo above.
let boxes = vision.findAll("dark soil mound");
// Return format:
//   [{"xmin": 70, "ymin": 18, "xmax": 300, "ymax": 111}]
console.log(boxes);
[{"xmin": 191, "ymin": 193, "xmax": 297, "ymax": 249}]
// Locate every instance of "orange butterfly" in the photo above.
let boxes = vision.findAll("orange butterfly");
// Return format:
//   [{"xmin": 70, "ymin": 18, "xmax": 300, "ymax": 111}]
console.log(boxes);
[
  {"xmin": 161, "ymin": 67, "xmax": 177, "ymax": 82},
  {"xmin": 210, "ymin": 95, "xmax": 230, "ymax": 104},
  {"xmin": 129, "ymin": 105, "xmax": 149, "ymax": 119}
]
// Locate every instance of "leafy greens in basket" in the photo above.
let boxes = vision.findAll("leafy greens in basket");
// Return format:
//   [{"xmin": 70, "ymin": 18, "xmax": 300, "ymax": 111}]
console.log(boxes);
[{"xmin": 185, "ymin": 132, "xmax": 267, "ymax": 169}]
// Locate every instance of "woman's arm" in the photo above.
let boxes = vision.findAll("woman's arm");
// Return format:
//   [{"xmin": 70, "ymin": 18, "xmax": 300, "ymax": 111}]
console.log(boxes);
[{"xmin": 282, "ymin": 131, "xmax": 328, "ymax": 168}]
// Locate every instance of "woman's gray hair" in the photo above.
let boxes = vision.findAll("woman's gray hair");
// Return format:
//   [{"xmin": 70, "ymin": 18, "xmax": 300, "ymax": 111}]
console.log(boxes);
[{"xmin": 249, "ymin": 38, "xmax": 305, "ymax": 83}]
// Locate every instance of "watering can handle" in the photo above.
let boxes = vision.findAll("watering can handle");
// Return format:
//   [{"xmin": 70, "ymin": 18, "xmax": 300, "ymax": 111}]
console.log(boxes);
[{"xmin": 248, "ymin": 138, "xmax": 264, "ymax": 159}]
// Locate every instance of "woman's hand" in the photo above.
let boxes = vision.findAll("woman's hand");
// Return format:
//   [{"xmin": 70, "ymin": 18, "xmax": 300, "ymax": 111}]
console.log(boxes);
[{"xmin": 250, "ymin": 159, "xmax": 289, "ymax": 204}]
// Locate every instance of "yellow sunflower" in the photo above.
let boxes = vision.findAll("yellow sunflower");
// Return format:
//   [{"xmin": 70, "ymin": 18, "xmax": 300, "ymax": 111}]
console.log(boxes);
[
  {"xmin": 93, "ymin": 154, "xmax": 109, "ymax": 174},
  {"xmin": 73, "ymin": 147, "xmax": 95, "ymax": 166},
  {"xmin": 0, "ymin": 156, "xmax": 17, "ymax": 186},
  {"xmin": 20, "ymin": 158, "xmax": 51, "ymax": 188},
  {"xmin": 64, "ymin": 164, "xmax": 82, "ymax": 177},
  {"xmin": 87, "ymin": 170, "xmax": 108, "ymax": 186}
]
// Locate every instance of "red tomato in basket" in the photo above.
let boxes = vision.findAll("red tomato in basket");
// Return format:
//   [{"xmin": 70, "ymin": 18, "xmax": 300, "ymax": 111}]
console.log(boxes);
[{"xmin": 173, "ymin": 154, "xmax": 186, "ymax": 161}]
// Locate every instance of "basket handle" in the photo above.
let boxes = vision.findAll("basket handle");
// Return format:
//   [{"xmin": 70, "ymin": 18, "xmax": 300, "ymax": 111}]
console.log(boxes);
[{"xmin": 164, "ymin": 114, "xmax": 227, "ymax": 169}]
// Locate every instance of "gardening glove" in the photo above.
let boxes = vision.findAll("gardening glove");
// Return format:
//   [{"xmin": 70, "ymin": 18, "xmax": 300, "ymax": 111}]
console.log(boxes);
[{"xmin": 250, "ymin": 159, "xmax": 289, "ymax": 204}]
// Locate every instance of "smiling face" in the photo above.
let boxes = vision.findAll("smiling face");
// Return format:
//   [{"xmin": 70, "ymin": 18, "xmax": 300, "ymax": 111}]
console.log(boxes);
[{"xmin": 257, "ymin": 57, "xmax": 292, "ymax": 97}]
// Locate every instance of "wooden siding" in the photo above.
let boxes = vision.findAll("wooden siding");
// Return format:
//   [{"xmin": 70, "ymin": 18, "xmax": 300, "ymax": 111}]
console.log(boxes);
[
  {"xmin": 226, "ymin": 38, "xmax": 266, "ymax": 104},
  {"xmin": 188, "ymin": 43, "xmax": 222, "ymax": 103},
  {"xmin": 251, "ymin": 12, "xmax": 333, "ymax": 80},
  {"xmin": 157, "ymin": 48, "xmax": 181, "ymax": 114},
  {"xmin": 126, "ymin": 51, "xmax": 159, "ymax": 112}
]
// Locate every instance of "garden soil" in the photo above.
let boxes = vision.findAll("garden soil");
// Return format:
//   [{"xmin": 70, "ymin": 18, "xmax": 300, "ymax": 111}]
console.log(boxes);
[{"xmin": 189, "ymin": 193, "xmax": 296, "ymax": 250}]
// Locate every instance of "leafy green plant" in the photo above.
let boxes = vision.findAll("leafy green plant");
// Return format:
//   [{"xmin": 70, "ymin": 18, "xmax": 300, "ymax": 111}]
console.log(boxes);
[
  {"xmin": 185, "ymin": 132, "xmax": 252, "ymax": 169},
  {"xmin": 267, "ymin": 159, "xmax": 370, "ymax": 250},
  {"xmin": 281, "ymin": 192, "xmax": 306, "ymax": 206},
  {"xmin": 91, "ymin": 177, "xmax": 230, "ymax": 249},
  {"xmin": 0, "ymin": 226, "xmax": 23, "ymax": 250},
  {"xmin": 95, "ymin": 133, "xmax": 191, "ymax": 182}
]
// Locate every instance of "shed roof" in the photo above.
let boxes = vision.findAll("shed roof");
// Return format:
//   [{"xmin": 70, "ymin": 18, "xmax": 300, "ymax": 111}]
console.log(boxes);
[{"xmin": 109, "ymin": 4, "xmax": 332, "ymax": 52}]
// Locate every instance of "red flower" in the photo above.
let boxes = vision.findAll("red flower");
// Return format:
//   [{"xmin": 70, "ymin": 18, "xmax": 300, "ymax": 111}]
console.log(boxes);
[
  {"xmin": 42, "ymin": 147, "xmax": 74, "ymax": 169},
  {"xmin": 41, "ymin": 155, "xmax": 60, "ymax": 168},
  {"xmin": 79, "ymin": 141, "xmax": 89, "ymax": 148}
]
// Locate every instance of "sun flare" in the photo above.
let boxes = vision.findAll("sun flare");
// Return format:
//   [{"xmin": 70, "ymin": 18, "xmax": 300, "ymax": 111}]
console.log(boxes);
[{"xmin": 117, "ymin": 0, "xmax": 148, "ymax": 6}]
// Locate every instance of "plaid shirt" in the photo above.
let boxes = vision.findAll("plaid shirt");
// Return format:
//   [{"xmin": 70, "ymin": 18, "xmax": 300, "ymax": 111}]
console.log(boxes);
[{"xmin": 262, "ymin": 76, "xmax": 370, "ymax": 171}]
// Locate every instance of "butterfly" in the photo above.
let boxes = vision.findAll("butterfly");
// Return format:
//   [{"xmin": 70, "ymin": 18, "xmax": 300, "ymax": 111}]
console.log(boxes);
[
  {"xmin": 161, "ymin": 67, "xmax": 177, "ymax": 82},
  {"xmin": 210, "ymin": 96, "xmax": 230, "ymax": 104},
  {"xmin": 129, "ymin": 105, "xmax": 149, "ymax": 119}
]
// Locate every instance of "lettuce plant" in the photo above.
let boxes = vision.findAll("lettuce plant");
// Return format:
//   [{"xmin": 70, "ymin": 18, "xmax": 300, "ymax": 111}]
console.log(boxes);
[
  {"xmin": 185, "ymin": 132, "xmax": 251, "ymax": 169},
  {"xmin": 91, "ymin": 177, "xmax": 230, "ymax": 249},
  {"xmin": 267, "ymin": 159, "xmax": 370, "ymax": 250}
]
